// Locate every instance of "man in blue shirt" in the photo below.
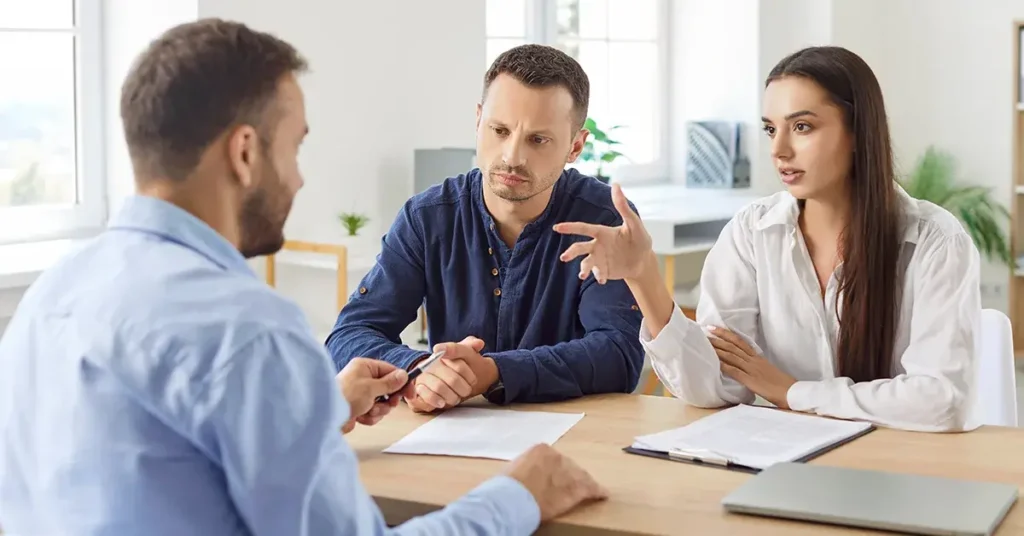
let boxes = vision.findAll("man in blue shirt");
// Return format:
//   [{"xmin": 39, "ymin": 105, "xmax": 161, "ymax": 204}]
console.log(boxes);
[
  {"xmin": 0, "ymin": 19, "xmax": 606, "ymax": 535},
  {"xmin": 327, "ymin": 45, "xmax": 645, "ymax": 413}
]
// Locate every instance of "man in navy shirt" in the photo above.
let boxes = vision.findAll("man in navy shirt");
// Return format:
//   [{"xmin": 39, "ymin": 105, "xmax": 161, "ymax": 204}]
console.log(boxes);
[{"xmin": 327, "ymin": 44, "xmax": 644, "ymax": 412}]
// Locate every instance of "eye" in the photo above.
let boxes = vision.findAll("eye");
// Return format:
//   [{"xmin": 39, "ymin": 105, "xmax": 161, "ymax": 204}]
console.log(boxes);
[
  {"xmin": 531, "ymin": 135, "xmax": 548, "ymax": 145},
  {"xmin": 492, "ymin": 126, "xmax": 509, "ymax": 137},
  {"xmin": 762, "ymin": 124, "xmax": 775, "ymax": 137},
  {"xmin": 794, "ymin": 122, "xmax": 812, "ymax": 133}
]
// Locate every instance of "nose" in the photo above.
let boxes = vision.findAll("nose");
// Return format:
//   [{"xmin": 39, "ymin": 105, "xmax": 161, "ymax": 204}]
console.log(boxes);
[
  {"xmin": 501, "ymin": 134, "xmax": 527, "ymax": 169},
  {"xmin": 770, "ymin": 129, "xmax": 793, "ymax": 161}
]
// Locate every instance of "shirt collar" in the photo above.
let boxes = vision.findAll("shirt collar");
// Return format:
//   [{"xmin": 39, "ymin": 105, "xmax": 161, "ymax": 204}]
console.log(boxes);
[
  {"xmin": 107, "ymin": 194, "xmax": 256, "ymax": 277},
  {"xmin": 473, "ymin": 167, "xmax": 568, "ymax": 233},
  {"xmin": 753, "ymin": 183, "xmax": 922, "ymax": 244}
]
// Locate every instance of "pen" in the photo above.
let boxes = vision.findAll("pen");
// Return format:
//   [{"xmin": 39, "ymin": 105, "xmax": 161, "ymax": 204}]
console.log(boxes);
[{"xmin": 374, "ymin": 349, "xmax": 446, "ymax": 404}]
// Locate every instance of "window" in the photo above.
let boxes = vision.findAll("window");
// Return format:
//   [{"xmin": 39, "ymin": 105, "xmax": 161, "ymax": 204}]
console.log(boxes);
[
  {"xmin": 485, "ymin": 0, "xmax": 669, "ymax": 182},
  {"xmin": 0, "ymin": 1, "xmax": 105, "ymax": 244}
]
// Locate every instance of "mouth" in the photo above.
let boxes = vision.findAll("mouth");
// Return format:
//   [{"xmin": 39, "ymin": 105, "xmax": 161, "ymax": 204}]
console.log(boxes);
[
  {"xmin": 494, "ymin": 172, "xmax": 527, "ymax": 186},
  {"xmin": 778, "ymin": 168, "xmax": 804, "ymax": 185}
]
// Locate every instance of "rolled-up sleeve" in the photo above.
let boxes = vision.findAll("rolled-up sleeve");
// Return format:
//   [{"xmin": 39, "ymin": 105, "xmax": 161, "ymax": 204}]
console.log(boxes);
[{"xmin": 641, "ymin": 214, "xmax": 761, "ymax": 408}]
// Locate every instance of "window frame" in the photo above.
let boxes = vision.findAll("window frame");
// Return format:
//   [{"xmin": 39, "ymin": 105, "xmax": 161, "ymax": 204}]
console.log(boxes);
[
  {"xmin": 0, "ymin": 0, "xmax": 107, "ymax": 245},
  {"xmin": 486, "ymin": 0, "xmax": 672, "ymax": 184}
]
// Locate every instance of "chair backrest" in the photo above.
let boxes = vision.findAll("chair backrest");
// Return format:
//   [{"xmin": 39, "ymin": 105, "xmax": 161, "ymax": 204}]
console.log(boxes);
[{"xmin": 967, "ymin": 308, "xmax": 1018, "ymax": 428}]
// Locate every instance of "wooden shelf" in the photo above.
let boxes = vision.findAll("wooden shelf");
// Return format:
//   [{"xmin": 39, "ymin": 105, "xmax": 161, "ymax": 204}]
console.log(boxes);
[{"xmin": 1010, "ymin": 20, "xmax": 1024, "ymax": 351}]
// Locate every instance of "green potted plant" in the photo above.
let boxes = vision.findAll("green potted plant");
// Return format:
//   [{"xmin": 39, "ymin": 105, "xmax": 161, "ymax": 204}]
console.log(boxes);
[
  {"xmin": 899, "ymin": 146, "xmax": 1011, "ymax": 266},
  {"xmin": 579, "ymin": 117, "xmax": 627, "ymax": 184},
  {"xmin": 337, "ymin": 211, "xmax": 370, "ymax": 237}
]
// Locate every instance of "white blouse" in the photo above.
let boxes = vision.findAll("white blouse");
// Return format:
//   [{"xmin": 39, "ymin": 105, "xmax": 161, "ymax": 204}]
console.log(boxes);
[{"xmin": 641, "ymin": 186, "xmax": 981, "ymax": 432}]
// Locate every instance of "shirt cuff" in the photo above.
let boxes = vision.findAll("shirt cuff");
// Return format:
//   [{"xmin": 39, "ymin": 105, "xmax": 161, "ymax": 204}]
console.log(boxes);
[
  {"xmin": 484, "ymin": 350, "xmax": 530, "ymax": 404},
  {"xmin": 639, "ymin": 303, "xmax": 693, "ymax": 357},
  {"xmin": 786, "ymin": 380, "xmax": 831, "ymax": 412},
  {"xmin": 385, "ymin": 347, "xmax": 431, "ymax": 371},
  {"xmin": 465, "ymin": 475, "xmax": 541, "ymax": 533}
]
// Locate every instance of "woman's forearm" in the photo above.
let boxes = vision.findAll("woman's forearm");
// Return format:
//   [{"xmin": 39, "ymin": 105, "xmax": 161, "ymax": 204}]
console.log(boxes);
[{"xmin": 625, "ymin": 252, "xmax": 677, "ymax": 338}]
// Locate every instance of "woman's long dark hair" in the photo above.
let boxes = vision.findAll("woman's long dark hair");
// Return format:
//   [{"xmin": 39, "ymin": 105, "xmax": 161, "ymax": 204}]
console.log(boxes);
[{"xmin": 766, "ymin": 46, "xmax": 902, "ymax": 383}]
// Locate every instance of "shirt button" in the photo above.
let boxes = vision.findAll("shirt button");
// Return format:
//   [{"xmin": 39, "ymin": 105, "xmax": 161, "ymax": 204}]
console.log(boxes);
[
  {"xmin": 491, "ymin": 268, "xmax": 499, "ymax": 276},
  {"xmin": 631, "ymin": 304, "xmax": 639, "ymax": 311},
  {"xmin": 490, "ymin": 223, "xmax": 495, "ymax": 230},
  {"xmin": 493, "ymin": 288, "xmax": 501, "ymax": 297},
  {"xmin": 488, "ymin": 247, "xmax": 493, "ymax": 255},
  {"xmin": 359, "ymin": 287, "xmax": 367, "ymax": 294}
]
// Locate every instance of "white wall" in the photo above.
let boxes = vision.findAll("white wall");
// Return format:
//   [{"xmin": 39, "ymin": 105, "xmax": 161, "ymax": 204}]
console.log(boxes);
[
  {"xmin": 199, "ymin": 0, "xmax": 484, "ymax": 249},
  {"xmin": 668, "ymin": 0, "xmax": 760, "ymax": 187},
  {"xmin": 198, "ymin": 0, "xmax": 486, "ymax": 334},
  {"xmin": 104, "ymin": 0, "xmax": 200, "ymax": 215},
  {"xmin": 830, "ymin": 0, "xmax": 1024, "ymax": 310}
]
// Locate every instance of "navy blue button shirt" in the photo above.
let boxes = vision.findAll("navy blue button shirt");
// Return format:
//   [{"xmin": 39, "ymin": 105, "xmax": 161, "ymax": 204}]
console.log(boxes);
[{"xmin": 326, "ymin": 168, "xmax": 645, "ymax": 404}]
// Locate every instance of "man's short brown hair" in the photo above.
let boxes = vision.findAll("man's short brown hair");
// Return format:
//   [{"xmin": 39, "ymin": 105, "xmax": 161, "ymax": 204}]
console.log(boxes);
[
  {"xmin": 482, "ymin": 44, "xmax": 590, "ymax": 131},
  {"xmin": 120, "ymin": 18, "xmax": 308, "ymax": 181}
]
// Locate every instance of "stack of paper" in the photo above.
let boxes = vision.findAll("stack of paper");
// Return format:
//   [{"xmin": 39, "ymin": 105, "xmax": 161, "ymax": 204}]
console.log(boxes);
[
  {"xmin": 384, "ymin": 407, "xmax": 585, "ymax": 461},
  {"xmin": 632, "ymin": 405, "xmax": 873, "ymax": 470}
]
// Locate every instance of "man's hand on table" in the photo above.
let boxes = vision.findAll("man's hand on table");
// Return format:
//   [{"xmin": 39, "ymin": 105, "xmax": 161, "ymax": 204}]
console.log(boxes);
[
  {"xmin": 405, "ymin": 336, "xmax": 500, "ymax": 413},
  {"xmin": 506, "ymin": 444, "xmax": 609, "ymax": 521},
  {"xmin": 335, "ymin": 358, "xmax": 415, "ymax": 434}
]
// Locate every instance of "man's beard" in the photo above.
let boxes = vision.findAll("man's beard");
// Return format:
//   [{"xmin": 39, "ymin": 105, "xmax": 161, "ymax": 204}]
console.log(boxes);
[
  {"xmin": 238, "ymin": 164, "xmax": 290, "ymax": 259},
  {"xmin": 487, "ymin": 164, "xmax": 538, "ymax": 203}
]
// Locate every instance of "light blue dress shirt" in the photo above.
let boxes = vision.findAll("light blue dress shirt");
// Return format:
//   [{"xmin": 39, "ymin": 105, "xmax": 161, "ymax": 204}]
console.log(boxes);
[{"xmin": 0, "ymin": 195, "xmax": 541, "ymax": 535}]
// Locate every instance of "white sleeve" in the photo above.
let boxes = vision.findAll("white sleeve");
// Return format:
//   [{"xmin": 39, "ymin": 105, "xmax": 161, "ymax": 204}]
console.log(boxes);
[
  {"xmin": 639, "ymin": 212, "xmax": 761, "ymax": 408},
  {"xmin": 785, "ymin": 233, "xmax": 980, "ymax": 432}
]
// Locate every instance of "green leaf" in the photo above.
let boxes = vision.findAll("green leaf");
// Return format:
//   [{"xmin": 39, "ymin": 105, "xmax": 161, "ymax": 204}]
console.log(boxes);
[
  {"xmin": 902, "ymin": 145, "xmax": 1011, "ymax": 265},
  {"xmin": 601, "ymin": 150, "xmax": 623, "ymax": 163}
]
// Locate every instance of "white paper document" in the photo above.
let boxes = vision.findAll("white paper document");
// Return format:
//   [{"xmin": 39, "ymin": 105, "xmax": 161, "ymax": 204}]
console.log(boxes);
[
  {"xmin": 632, "ymin": 404, "xmax": 872, "ymax": 470},
  {"xmin": 383, "ymin": 407, "xmax": 585, "ymax": 460}
]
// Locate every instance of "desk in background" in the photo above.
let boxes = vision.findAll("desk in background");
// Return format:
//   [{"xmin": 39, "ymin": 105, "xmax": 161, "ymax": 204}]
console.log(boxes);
[
  {"xmin": 347, "ymin": 394, "xmax": 1024, "ymax": 535},
  {"xmin": 621, "ymin": 184, "xmax": 760, "ymax": 302}
]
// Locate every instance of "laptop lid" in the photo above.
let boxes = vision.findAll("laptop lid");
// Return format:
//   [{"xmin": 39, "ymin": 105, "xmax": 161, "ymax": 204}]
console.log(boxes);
[{"xmin": 721, "ymin": 462, "xmax": 1018, "ymax": 536}]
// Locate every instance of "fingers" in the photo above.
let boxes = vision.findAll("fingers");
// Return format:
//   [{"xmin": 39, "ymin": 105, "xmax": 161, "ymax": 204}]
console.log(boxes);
[
  {"xmin": 368, "ymin": 368, "xmax": 409, "ymax": 398},
  {"xmin": 708, "ymin": 336, "xmax": 749, "ymax": 363},
  {"xmin": 579, "ymin": 254, "xmax": 597, "ymax": 282},
  {"xmin": 611, "ymin": 183, "xmax": 641, "ymax": 230},
  {"xmin": 417, "ymin": 374, "xmax": 461, "ymax": 407},
  {"xmin": 559, "ymin": 239, "xmax": 595, "ymax": 263},
  {"xmin": 708, "ymin": 326, "xmax": 756, "ymax": 355},
  {"xmin": 712, "ymin": 345, "xmax": 747, "ymax": 370},
  {"xmin": 361, "ymin": 358, "xmax": 401, "ymax": 379},
  {"xmin": 459, "ymin": 336, "xmax": 486, "ymax": 352},
  {"xmin": 406, "ymin": 394, "xmax": 438, "ymax": 414},
  {"xmin": 433, "ymin": 340, "xmax": 482, "ymax": 362},
  {"xmin": 356, "ymin": 402, "xmax": 391, "ymax": 426},
  {"xmin": 431, "ymin": 360, "xmax": 476, "ymax": 398},
  {"xmin": 552, "ymin": 221, "xmax": 606, "ymax": 238},
  {"xmin": 719, "ymin": 360, "xmax": 747, "ymax": 382},
  {"xmin": 564, "ymin": 456, "xmax": 609, "ymax": 500}
]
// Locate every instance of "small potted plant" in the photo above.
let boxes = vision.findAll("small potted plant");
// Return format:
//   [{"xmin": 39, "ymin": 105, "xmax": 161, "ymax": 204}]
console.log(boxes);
[
  {"xmin": 579, "ymin": 117, "xmax": 627, "ymax": 184},
  {"xmin": 338, "ymin": 211, "xmax": 370, "ymax": 238}
]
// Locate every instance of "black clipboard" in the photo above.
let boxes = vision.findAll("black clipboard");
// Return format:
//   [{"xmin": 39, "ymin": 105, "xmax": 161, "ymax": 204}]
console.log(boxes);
[{"xmin": 622, "ymin": 423, "xmax": 876, "ymax": 474}]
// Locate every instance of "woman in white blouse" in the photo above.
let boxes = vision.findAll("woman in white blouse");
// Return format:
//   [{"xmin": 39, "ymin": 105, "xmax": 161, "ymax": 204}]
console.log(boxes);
[{"xmin": 554, "ymin": 46, "xmax": 981, "ymax": 433}]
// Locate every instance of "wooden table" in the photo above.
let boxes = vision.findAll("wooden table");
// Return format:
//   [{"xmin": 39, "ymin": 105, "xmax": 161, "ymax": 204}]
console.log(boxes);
[{"xmin": 347, "ymin": 394, "xmax": 1024, "ymax": 535}]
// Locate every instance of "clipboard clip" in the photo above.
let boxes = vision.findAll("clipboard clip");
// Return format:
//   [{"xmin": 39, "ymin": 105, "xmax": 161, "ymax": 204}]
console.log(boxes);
[{"xmin": 667, "ymin": 444, "xmax": 735, "ymax": 467}]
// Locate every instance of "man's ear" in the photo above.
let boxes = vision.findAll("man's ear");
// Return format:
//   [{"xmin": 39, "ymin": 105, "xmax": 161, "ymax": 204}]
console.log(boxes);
[
  {"xmin": 567, "ymin": 127, "xmax": 590, "ymax": 163},
  {"xmin": 226, "ymin": 124, "xmax": 260, "ymax": 188}
]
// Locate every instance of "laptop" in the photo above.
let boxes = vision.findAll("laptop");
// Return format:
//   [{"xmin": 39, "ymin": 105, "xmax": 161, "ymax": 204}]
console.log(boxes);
[{"xmin": 721, "ymin": 462, "xmax": 1018, "ymax": 535}]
